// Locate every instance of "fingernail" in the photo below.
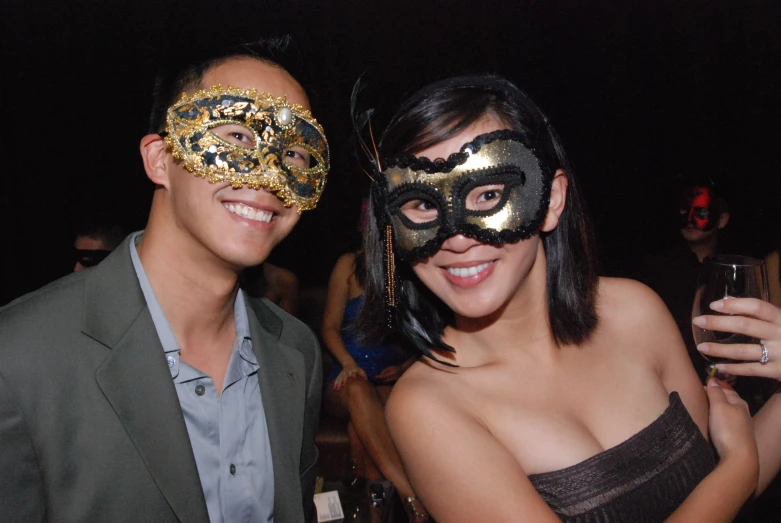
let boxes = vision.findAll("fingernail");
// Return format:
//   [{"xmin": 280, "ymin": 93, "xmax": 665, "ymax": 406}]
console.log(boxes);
[
  {"xmin": 697, "ymin": 343, "xmax": 709, "ymax": 353},
  {"xmin": 714, "ymin": 375, "xmax": 734, "ymax": 391},
  {"xmin": 710, "ymin": 300, "xmax": 724, "ymax": 311},
  {"xmin": 707, "ymin": 377, "xmax": 720, "ymax": 387},
  {"xmin": 692, "ymin": 316, "xmax": 706, "ymax": 326}
]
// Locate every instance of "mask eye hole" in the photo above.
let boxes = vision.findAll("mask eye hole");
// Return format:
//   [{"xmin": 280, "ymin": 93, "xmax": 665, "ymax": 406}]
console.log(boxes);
[
  {"xmin": 465, "ymin": 184, "xmax": 505, "ymax": 212},
  {"xmin": 211, "ymin": 124, "xmax": 256, "ymax": 148},
  {"xmin": 284, "ymin": 146, "xmax": 313, "ymax": 169},
  {"xmin": 399, "ymin": 198, "xmax": 439, "ymax": 224}
]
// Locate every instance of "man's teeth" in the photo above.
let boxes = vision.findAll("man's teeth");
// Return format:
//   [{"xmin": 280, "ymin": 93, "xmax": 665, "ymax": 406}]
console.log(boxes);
[
  {"xmin": 447, "ymin": 261, "xmax": 494, "ymax": 278},
  {"xmin": 224, "ymin": 203, "xmax": 273, "ymax": 223}
]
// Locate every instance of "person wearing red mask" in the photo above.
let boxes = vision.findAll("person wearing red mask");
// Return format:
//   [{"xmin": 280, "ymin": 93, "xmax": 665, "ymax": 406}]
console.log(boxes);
[
  {"xmin": 635, "ymin": 182, "xmax": 730, "ymax": 382},
  {"xmin": 679, "ymin": 185, "xmax": 730, "ymax": 262}
]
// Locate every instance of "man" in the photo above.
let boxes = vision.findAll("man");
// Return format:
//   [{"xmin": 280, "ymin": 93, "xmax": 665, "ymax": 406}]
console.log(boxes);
[
  {"xmin": 73, "ymin": 216, "xmax": 125, "ymax": 271},
  {"xmin": 0, "ymin": 39, "xmax": 327, "ymax": 522},
  {"xmin": 636, "ymin": 180, "xmax": 730, "ymax": 380},
  {"xmin": 678, "ymin": 183, "xmax": 730, "ymax": 262}
]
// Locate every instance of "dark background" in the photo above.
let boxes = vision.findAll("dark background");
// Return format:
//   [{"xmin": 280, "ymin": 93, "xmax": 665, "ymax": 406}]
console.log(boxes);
[{"xmin": 2, "ymin": 0, "xmax": 780, "ymax": 305}]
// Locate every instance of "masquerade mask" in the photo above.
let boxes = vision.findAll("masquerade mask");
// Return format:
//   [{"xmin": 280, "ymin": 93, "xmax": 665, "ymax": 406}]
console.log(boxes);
[
  {"xmin": 379, "ymin": 130, "xmax": 554, "ymax": 263},
  {"xmin": 75, "ymin": 249, "xmax": 111, "ymax": 268},
  {"xmin": 162, "ymin": 85, "xmax": 329, "ymax": 213},
  {"xmin": 680, "ymin": 186, "xmax": 719, "ymax": 231}
]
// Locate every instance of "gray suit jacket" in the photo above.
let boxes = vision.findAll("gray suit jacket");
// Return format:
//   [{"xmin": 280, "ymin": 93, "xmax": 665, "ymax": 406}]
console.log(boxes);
[{"xmin": 0, "ymin": 238, "xmax": 322, "ymax": 522}]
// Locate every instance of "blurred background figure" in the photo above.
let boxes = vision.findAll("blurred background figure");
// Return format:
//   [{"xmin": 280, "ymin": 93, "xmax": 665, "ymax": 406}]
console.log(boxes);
[
  {"xmin": 763, "ymin": 248, "xmax": 781, "ymax": 308},
  {"xmin": 319, "ymin": 200, "xmax": 425, "ymax": 522},
  {"xmin": 72, "ymin": 215, "xmax": 125, "ymax": 272},
  {"xmin": 635, "ymin": 178, "xmax": 731, "ymax": 380},
  {"xmin": 241, "ymin": 262, "xmax": 301, "ymax": 317},
  {"xmin": 678, "ymin": 181, "xmax": 730, "ymax": 263}
]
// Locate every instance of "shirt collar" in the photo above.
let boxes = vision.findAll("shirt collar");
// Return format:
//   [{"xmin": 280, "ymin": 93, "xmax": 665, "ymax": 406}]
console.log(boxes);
[{"xmin": 128, "ymin": 230, "xmax": 256, "ymax": 374}]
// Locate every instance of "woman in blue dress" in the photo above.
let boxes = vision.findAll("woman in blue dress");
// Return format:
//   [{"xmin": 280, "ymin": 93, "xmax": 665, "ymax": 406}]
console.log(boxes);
[{"xmin": 321, "ymin": 245, "xmax": 426, "ymax": 521}]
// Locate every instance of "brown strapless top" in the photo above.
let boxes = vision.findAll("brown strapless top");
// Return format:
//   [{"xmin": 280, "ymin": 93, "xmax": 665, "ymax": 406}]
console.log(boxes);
[{"xmin": 528, "ymin": 392, "xmax": 715, "ymax": 522}]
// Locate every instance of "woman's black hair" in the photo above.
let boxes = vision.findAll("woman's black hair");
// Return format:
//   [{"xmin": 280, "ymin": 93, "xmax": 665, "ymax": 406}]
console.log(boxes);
[{"xmin": 355, "ymin": 73, "xmax": 599, "ymax": 359}]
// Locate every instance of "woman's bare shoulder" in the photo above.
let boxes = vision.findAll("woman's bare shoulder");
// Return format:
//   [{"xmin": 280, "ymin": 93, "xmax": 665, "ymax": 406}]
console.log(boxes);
[
  {"xmin": 386, "ymin": 361, "xmax": 465, "ymax": 427},
  {"xmin": 597, "ymin": 276, "xmax": 671, "ymax": 324},
  {"xmin": 594, "ymin": 277, "xmax": 682, "ymax": 349},
  {"xmin": 594, "ymin": 276, "xmax": 687, "ymax": 366}
]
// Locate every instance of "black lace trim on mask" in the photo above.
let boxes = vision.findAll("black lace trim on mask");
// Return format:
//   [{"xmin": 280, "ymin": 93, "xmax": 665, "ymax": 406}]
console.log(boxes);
[
  {"xmin": 395, "ymin": 173, "xmax": 553, "ymax": 264},
  {"xmin": 387, "ymin": 183, "xmax": 445, "ymax": 231},
  {"xmin": 387, "ymin": 166, "xmax": 526, "ymax": 230},
  {"xmin": 383, "ymin": 130, "xmax": 531, "ymax": 173},
  {"xmin": 457, "ymin": 167, "xmax": 526, "ymax": 217}
]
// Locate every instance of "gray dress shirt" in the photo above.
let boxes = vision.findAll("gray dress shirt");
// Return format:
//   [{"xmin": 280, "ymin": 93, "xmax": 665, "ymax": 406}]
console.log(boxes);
[{"xmin": 130, "ymin": 231, "xmax": 274, "ymax": 522}]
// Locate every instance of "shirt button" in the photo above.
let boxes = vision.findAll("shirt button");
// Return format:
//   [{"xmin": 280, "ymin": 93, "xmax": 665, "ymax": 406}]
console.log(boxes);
[
  {"xmin": 195, "ymin": 384, "xmax": 205, "ymax": 396},
  {"xmin": 230, "ymin": 464, "xmax": 236, "ymax": 475},
  {"xmin": 167, "ymin": 356, "xmax": 175, "ymax": 368}
]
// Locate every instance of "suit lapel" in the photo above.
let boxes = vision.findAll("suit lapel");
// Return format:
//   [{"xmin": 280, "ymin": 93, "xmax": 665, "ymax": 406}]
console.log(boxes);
[
  {"xmin": 83, "ymin": 237, "xmax": 209, "ymax": 523},
  {"xmin": 247, "ymin": 298, "xmax": 306, "ymax": 520}
]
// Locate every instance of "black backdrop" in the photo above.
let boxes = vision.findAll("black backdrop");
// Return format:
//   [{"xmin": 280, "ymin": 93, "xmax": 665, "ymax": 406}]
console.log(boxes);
[{"xmin": 2, "ymin": 0, "xmax": 780, "ymax": 304}]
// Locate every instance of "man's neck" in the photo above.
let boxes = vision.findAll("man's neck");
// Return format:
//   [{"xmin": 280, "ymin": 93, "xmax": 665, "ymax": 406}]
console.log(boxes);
[
  {"xmin": 689, "ymin": 236, "xmax": 719, "ymax": 263},
  {"xmin": 136, "ymin": 225, "xmax": 240, "ymax": 354}
]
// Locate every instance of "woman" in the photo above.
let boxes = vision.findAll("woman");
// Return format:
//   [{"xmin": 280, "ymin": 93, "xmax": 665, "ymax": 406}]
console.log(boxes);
[
  {"xmin": 763, "ymin": 249, "xmax": 781, "ymax": 307},
  {"xmin": 696, "ymin": 297, "xmax": 781, "ymax": 496},
  {"xmin": 320, "ymin": 240, "xmax": 425, "ymax": 520},
  {"xmin": 355, "ymin": 74, "xmax": 757, "ymax": 522}
]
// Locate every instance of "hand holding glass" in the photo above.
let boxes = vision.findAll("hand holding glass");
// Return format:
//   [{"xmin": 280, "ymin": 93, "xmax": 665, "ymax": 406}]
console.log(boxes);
[{"xmin": 692, "ymin": 255, "xmax": 769, "ymax": 378}]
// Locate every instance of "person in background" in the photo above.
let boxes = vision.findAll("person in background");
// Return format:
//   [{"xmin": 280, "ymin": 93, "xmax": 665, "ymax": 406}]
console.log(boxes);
[
  {"xmin": 72, "ymin": 216, "xmax": 125, "ymax": 272},
  {"xmin": 242, "ymin": 261, "xmax": 301, "ymax": 316},
  {"xmin": 636, "ymin": 179, "xmax": 731, "ymax": 380},
  {"xmin": 763, "ymin": 249, "xmax": 781, "ymax": 308},
  {"xmin": 320, "ymin": 201, "xmax": 425, "ymax": 522},
  {"xmin": 679, "ymin": 181, "xmax": 730, "ymax": 263}
]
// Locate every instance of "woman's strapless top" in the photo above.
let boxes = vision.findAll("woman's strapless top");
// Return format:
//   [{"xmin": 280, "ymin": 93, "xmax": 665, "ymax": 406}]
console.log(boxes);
[{"xmin": 528, "ymin": 392, "xmax": 715, "ymax": 523}]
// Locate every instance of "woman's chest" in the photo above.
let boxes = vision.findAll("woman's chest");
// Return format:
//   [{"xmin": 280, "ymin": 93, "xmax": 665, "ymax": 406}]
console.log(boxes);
[{"xmin": 463, "ymin": 360, "xmax": 672, "ymax": 475}]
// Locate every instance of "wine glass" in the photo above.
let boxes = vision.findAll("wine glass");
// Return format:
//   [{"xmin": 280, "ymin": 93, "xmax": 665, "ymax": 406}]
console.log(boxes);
[{"xmin": 692, "ymin": 255, "xmax": 769, "ymax": 379}]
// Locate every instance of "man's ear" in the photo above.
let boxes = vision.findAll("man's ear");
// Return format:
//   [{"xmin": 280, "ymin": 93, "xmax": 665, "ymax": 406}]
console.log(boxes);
[
  {"xmin": 718, "ymin": 211, "xmax": 730, "ymax": 229},
  {"xmin": 140, "ymin": 134, "xmax": 170, "ymax": 188},
  {"xmin": 541, "ymin": 169, "xmax": 568, "ymax": 232}
]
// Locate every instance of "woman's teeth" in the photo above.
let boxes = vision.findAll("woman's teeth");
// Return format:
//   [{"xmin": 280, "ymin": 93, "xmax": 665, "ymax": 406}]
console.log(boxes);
[
  {"xmin": 447, "ymin": 261, "xmax": 494, "ymax": 277},
  {"xmin": 224, "ymin": 203, "xmax": 273, "ymax": 223}
]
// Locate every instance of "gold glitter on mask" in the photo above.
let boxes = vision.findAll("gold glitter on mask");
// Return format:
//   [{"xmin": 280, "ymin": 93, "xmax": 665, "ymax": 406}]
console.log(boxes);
[
  {"xmin": 163, "ymin": 84, "xmax": 329, "ymax": 214},
  {"xmin": 381, "ymin": 131, "xmax": 552, "ymax": 262}
]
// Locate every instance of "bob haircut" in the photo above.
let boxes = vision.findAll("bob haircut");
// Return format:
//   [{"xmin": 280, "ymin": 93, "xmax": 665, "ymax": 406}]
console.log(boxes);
[{"xmin": 355, "ymin": 73, "xmax": 599, "ymax": 361}]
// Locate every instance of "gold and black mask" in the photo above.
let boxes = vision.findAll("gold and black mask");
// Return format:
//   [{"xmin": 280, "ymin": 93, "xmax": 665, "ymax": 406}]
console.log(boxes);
[
  {"xmin": 162, "ymin": 84, "xmax": 329, "ymax": 213},
  {"xmin": 379, "ymin": 130, "xmax": 553, "ymax": 263}
]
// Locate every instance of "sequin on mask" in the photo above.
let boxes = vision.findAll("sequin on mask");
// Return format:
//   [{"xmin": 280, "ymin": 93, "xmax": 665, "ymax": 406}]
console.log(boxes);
[
  {"xmin": 163, "ymin": 84, "xmax": 329, "ymax": 213},
  {"xmin": 379, "ymin": 130, "xmax": 553, "ymax": 262}
]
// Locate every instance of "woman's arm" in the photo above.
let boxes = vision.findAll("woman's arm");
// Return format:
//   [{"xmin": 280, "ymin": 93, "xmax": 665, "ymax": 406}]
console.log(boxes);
[
  {"xmin": 694, "ymin": 297, "xmax": 781, "ymax": 494},
  {"xmin": 321, "ymin": 253, "xmax": 367, "ymax": 388},
  {"xmin": 611, "ymin": 280, "xmax": 758, "ymax": 520},
  {"xmin": 665, "ymin": 379, "xmax": 758, "ymax": 522}
]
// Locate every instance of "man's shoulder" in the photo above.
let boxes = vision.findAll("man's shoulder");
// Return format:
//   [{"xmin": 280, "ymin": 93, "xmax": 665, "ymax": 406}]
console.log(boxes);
[
  {"xmin": 0, "ymin": 271, "xmax": 88, "ymax": 330},
  {"xmin": 0, "ymin": 271, "xmax": 92, "ymax": 373}
]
